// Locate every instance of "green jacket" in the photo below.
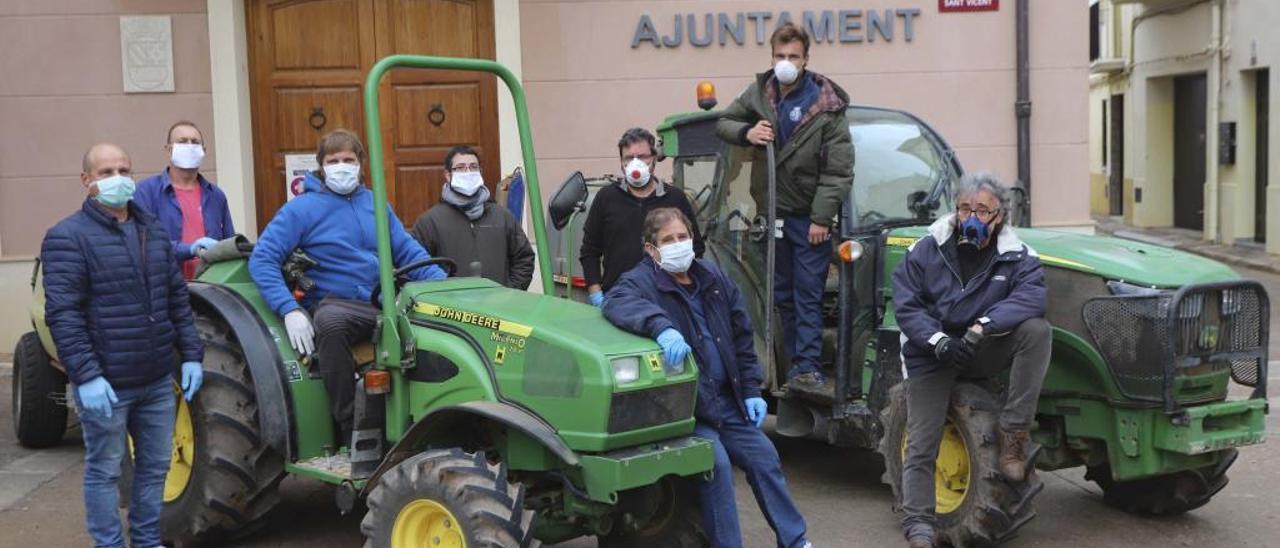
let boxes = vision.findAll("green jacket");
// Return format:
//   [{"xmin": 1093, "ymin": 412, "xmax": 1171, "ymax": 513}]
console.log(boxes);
[{"xmin": 716, "ymin": 69, "xmax": 854, "ymax": 226}]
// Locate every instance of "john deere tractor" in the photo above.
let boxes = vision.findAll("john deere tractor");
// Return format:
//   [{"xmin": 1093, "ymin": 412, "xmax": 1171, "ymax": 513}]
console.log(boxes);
[
  {"xmin": 547, "ymin": 88, "xmax": 1270, "ymax": 546},
  {"xmin": 12, "ymin": 56, "xmax": 713, "ymax": 547}
]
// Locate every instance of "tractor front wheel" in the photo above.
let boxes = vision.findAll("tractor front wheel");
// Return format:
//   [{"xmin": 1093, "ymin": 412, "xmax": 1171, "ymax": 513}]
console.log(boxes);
[
  {"xmin": 1085, "ymin": 448, "xmax": 1235, "ymax": 516},
  {"xmin": 12, "ymin": 331, "xmax": 68, "ymax": 448},
  {"xmin": 598, "ymin": 476, "xmax": 706, "ymax": 548},
  {"xmin": 879, "ymin": 382, "xmax": 1043, "ymax": 547},
  {"xmin": 361, "ymin": 448, "xmax": 538, "ymax": 548}
]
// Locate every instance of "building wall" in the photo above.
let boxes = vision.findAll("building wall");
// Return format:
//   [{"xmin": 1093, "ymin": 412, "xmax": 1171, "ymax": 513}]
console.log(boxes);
[{"xmin": 518, "ymin": 0, "xmax": 1091, "ymax": 228}]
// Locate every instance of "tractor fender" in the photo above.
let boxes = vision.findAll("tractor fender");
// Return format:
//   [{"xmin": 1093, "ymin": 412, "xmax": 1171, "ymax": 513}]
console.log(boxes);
[
  {"xmin": 188, "ymin": 282, "xmax": 294, "ymax": 460},
  {"xmin": 361, "ymin": 401, "xmax": 578, "ymax": 496}
]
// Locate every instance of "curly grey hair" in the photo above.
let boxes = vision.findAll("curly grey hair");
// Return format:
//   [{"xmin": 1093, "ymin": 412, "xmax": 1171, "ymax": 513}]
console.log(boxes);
[{"xmin": 953, "ymin": 171, "xmax": 1010, "ymax": 212}]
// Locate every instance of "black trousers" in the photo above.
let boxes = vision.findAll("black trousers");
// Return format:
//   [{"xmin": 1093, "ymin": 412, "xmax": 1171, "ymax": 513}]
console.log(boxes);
[{"xmin": 310, "ymin": 297, "xmax": 379, "ymax": 440}]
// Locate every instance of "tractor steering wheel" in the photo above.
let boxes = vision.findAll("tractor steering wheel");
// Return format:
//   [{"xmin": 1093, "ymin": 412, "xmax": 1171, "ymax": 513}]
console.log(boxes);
[{"xmin": 369, "ymin": 257, "xmax": 457, "ymax": 307}]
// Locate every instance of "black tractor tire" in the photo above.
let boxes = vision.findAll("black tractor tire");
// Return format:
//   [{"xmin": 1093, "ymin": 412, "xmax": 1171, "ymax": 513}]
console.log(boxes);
[
  {"xmin": 12, "ymin": 331, "xmax": 68, "ymax": 448},
  {"xmin": 599, "ymin": 476, "xmax": 706, "ymax": 548},
  {"xmin": 1085, "ymin": 448, "xmax": 1236, "ymax": 516},
  {"xmin": 879, "ymin": 382, "xmax": 1043, "ymax": 547},
  {"xmin": 160, "ymin": 312, "xmax": 285, "ymax": 544},
  {"xmin": 362, "ymin": 448, "xmax": 538, "ymax": 548}
]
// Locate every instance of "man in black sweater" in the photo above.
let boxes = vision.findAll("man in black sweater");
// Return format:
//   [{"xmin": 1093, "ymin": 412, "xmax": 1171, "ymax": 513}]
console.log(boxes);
[{"xmin": 580, "ymin": 127, "xmax": 704, "ymax": 306}]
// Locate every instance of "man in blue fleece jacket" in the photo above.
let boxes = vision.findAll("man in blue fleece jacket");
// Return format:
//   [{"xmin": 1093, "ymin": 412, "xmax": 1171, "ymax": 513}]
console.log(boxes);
[{"xmin": 250, "ymin": 130, "xmax": 445, "ymax": 443}]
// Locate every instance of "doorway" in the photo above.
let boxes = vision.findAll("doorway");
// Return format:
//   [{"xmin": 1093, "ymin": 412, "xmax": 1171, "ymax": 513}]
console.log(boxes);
[
  {"xmin": 1109, "ymin": 94, "xmax": 1124, "ymax": 216},
  {"xmin": 246, "ymin": 0, "xmax": 501, "ymax": 231},
  {"xmin": 1257, "ymin": 69, "xmax": 1270, "ymax": 243},
  {"xmin": 1173, "ymin": 74, "xmax": 1207, "ymax": 231}
]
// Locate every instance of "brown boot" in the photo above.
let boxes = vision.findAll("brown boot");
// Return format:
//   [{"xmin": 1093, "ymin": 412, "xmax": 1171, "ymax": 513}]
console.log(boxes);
[
  {"xmin": 999, "ymin": 429, "xmax": 1030, "ymax": 481},
  {"xmin": 907, "ymin": 537, "xmax": 934, "ymax": 548}
]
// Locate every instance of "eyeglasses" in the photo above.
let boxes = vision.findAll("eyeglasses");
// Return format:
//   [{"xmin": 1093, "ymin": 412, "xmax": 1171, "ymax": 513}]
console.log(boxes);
[
  {"xmin": 957, "ymin": 205, "xmax": 998, "ymax": 220},
  {"xmin": 450, "ymin": 163, "xmax": 481, "ymax": 173},
  {"xmin": 623, "ymin": 154, "xmax": 654, "ymax": 163}
]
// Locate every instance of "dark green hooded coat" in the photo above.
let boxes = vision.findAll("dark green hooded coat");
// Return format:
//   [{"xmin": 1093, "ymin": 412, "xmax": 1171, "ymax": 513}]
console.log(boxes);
[{"xmin": 715, "ymin": 69, "xmax": 854, "ymax": 226}]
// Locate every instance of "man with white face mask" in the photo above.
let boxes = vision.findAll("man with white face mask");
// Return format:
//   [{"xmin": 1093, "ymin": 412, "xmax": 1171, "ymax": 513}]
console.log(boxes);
[
  {"xmin": 250, "ymin": 129, "xmax": 447, "ymax": 445},
  {"xmin": 410, "ymin": 145, "xmax": 534, "ymax": 289},
  {"xmin": 603, "ymin": 208, "xmax": 812, "ymax": 548},
  {"xmin": 135, "ymin": 120, "xmax": 235, "ymax": 279},
  {"xmin": 716, "ymin": 23, "xmax": 854, "ymax": 394},
  {"xmin": 580, "ymin": 127, "xmax": 704, "ymax": 307}
]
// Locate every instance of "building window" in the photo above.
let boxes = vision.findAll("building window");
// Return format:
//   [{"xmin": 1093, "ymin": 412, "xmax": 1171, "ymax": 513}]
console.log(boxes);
[
  {"xmin": 1102, "ymin": 100, "xmax": 1108, "ymax": 166},
  {"xmin": 1090, "ymin": 2, "xmax": 1100, "ymax": 62}
]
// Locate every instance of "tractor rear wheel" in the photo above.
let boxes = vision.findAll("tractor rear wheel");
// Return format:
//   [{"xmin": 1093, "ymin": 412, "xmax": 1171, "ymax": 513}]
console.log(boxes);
[
  {"xmin": 1085, "ymin": 448, "xmax": 1235, "ymax": 516},
  {"xmin": 879, "ymin": 382, "xmax": 1043, "ymax": 547},
  {"xmin": 361, "ymin": 448, "xmax": 538, "ymax": 548},
  {"xmin": 160, "ymin": 312, "xmax": 285, "ymax": 544},
  {"xmin": 12, "ymin": 331, "xmax": 68, "ymax": 448},
  {"xmin": 598, "ymin": 476, "xmax": 706, "ymax": 548}
]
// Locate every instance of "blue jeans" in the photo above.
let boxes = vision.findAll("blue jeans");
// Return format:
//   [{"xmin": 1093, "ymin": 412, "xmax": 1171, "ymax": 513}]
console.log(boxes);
[
  {"xmin": 774, "ymin": 216, "xmax": 833, "ymax": 376},
  {"xmin": 75, "ymin": 376, "xmax": 176, "ymax": 548},
  {"xmin": 694, "ymin": 394, "xmax": 807, "ymax": 548}
]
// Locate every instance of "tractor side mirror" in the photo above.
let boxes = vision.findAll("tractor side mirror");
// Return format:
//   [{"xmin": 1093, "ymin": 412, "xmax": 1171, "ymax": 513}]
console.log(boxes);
[{"xmin": 549, "ymin": 171, "xmax": 589, "ymax": 230}]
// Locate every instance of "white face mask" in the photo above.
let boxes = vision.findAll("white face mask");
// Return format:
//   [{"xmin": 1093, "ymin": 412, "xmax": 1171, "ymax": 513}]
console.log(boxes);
[
  {"xmin": 170, "ymin": 143, "xmax": 205, "ymax": 170},
  {"xmin": 774, "ymin": 59, "xmax": 800, "ymax": 86},
  {"xmin": 450, "ymin": 171, "xmax": 485, "ymax": 196},
  {"xmin": 323, "ymin": 163, "xmax": 361, "ymax": 195},
  {"xmin": 623, "ymin": 157, "xmax": 651, "ymax": 188},
  {"xmin": 656, "ymin": 239, "xmax": 695, "ymax": 273}
]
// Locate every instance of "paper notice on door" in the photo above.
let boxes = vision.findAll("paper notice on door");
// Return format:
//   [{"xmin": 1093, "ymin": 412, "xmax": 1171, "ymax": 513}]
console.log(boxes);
[{"xmin": 285, "ymin": 154, "xmax": 317, "ymax": 202}]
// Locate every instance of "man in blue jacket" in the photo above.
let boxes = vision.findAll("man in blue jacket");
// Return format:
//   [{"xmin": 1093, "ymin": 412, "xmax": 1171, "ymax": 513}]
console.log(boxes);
[
  {"xmin": 42, "ymin": 143, "xmax": 204, "ymax": 548},
  {"xmin": 891, "ymin": 173, "xmax": 1050, "ymax": 548},
  {"xmin": 134, "ymin": 120, "xmax": 235, "ymax": 279},
  {"xmin": 249, "ymin": 129, "xmax": 446, "ymax": 445},
  {"xmin": 604, "ymin": 207, "xmax": 811, "ymax": 548}
]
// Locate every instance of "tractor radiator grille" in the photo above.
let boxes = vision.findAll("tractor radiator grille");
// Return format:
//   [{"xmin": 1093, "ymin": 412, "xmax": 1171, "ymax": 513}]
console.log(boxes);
[
  {"xmin": 1083, "ymin": 282, "xmax": 1269, "ymax": 406},
  {"xmin": 607, "ymin": 382, "xmax": 696, "ymax": 434}
]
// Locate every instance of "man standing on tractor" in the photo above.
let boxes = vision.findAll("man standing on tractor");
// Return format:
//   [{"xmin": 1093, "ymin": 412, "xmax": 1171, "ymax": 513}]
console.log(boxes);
[
  {"xmin": 249, "ymin": 129, "xmax": 447, "ymax": 446},
  {"xmin": 891, "ymin": 173, "xmax": 1050, "ymax": 548},
  {"xmin": 410, "ymin": 145, "xmax": 535, "ymax": 289},
  {"xmin": 580, "ymin": 127, "xmax": 703, "ymax": 307},
  {"xmin": 134, "ymin": 120, "xmax": 236, "ymax": 280},
  {"xmin": 603, "ymin": 207, "xmax": 812, "ymax": 548},
  {"xmin": 42, "ymin": 143, "xmax": 205, "ymax": 548},
  {"xmin": 715, "ymin": 22, "xmax": 854, "ymax": 393}
]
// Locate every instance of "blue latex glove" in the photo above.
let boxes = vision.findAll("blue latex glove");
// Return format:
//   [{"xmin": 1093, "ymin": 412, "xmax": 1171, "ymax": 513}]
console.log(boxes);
[
  {"xmin": 77, "ymin": 376, "xmax": 118, "ymax": 418},
  {"xmin": 589, "ymin": 291, "xmax": 605, "ymax": 308},
  {"xmin": 655, "ymin": 328, "xmax": 691, "ymax": 367},
  {"xmin": 190, "ymin": 237, "xmax": 218, "ymax": 254},
  {"xmin": 745, "ymin": 397, "xmax": 768, "ymax": 428},
  {"xmin": 181, "ymin": 361, "xmax": 203, "ymax": 401}
]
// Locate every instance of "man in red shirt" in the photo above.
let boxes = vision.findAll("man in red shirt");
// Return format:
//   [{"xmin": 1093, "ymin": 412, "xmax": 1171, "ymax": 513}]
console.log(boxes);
[{"xmin": 135, "ymin": 120, "xmax": 236, "ymax": 279}]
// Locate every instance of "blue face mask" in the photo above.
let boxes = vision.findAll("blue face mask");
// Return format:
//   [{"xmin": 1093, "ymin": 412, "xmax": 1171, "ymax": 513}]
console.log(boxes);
[
  {"xmin": 94, "ymin": 175, "xmax": 136, "ymax": 208},
  {"xmin": 958, "ymin": 214, "xmax": 993, "ymax": 248}
]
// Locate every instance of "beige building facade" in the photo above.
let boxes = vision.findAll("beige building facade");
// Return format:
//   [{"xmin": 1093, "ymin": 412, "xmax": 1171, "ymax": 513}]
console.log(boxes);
[
  {"xmin": 0, "ymin": 0, "xmax": 1088, "ymax": 352},
  {"xmin": 1089, "ymin": 0, "xmax": 1278, "ymax": 249}
]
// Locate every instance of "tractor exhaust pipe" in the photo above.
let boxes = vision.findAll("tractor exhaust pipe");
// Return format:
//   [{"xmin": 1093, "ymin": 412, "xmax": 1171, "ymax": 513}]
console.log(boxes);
[{"xmin": 774, "ymin": 398, "xmax": 831, "ymax": 442}]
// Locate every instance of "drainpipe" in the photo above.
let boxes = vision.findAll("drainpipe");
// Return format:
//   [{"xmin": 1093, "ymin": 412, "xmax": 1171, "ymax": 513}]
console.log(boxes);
[
  {"xmin": 1015, "ymin": 0, "xmax": 1031, "ymax": 226},
  {"xmin": 1205, "ymin": 0, "xmax": 1223, "ymax": 242}
]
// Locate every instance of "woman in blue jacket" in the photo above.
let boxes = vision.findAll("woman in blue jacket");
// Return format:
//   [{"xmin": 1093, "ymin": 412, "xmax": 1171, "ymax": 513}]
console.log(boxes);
[
  {"xmin": 603, "ymin": 207, "xmax": 812, "ymax": 548},
  {"xmin": 249, "ymin": 129, "xmax": 446, "ymax": 445}
]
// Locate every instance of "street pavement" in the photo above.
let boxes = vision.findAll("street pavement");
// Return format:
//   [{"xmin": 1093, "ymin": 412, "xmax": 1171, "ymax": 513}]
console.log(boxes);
[{"xmin": 2, "ymin": 266, "xmax": 1279, "ymax": 548}]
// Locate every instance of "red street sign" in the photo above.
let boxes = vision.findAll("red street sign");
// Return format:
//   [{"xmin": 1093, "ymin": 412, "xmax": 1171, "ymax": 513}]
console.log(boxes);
[{"xmin": 939, "ymin": 0, "xmax": 999, "ymax": 12}]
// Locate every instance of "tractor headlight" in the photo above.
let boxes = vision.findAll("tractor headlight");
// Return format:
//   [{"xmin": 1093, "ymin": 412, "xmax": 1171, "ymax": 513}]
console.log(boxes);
[{"xmin": 611, "ymin": 356, "xmax": 641, "ymax": 385}]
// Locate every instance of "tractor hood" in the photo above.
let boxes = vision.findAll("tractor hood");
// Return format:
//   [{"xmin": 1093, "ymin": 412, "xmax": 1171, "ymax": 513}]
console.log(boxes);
[{"xmin": 888, "ymin": 226, "xmax": 1238, "ymax": 288}]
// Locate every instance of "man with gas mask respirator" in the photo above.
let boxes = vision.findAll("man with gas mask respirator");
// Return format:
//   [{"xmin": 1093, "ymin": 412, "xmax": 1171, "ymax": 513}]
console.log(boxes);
[
  {"xmin": 715, "ymin": 22, "xmax": 854, "ymax": 394},
  {"xmin": 579, "ymin": 127, "xmax": 703, "ymax": 307},
  {"xmin": 410, "ymin": 145, "xmax": 535, "ymax": 289},
  {"xmin": 890, "ymin": 173, "xmax": 1050, "ymax": 548}
]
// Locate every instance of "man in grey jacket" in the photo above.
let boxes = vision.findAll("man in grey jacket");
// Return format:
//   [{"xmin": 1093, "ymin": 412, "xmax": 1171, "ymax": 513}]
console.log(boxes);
[{"xmin": 411, "ymin": 145, "xmax": 535, "ymax": 289}]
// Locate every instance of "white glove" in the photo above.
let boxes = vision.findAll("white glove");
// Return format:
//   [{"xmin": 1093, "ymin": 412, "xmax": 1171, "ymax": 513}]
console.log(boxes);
[{"xmin": 284, "ymin": 309, "xmax": 315, "ymax": 356}]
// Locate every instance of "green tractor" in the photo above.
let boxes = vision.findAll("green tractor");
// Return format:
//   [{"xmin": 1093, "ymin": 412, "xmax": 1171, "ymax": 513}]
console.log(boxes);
[
  {"xmin": 600, "ymin": 96, "xmax": 1263, "ymax": 545},
  {"xmin": 11, "ymin": 56, "xmax": 715, "ymax": 547}
]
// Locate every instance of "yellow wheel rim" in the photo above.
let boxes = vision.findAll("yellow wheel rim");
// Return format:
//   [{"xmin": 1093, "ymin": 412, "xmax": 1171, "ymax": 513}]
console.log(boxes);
[
  {"xmin": 392, "ymin": 499, "xmax": 467, "ymax": 548},
  {"xmin": 165, "ymin": 387, "xmax": 194, "ymax": 502},
  {"xmin": 902, "ymin": 420, "xmax": 971, "ymax": 514}
]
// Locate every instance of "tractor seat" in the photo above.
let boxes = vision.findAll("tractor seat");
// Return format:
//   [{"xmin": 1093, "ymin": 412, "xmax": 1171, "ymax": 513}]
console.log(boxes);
[{"xmin": 351, "ymin": 342, "xmax": 377, "ymax": 367}]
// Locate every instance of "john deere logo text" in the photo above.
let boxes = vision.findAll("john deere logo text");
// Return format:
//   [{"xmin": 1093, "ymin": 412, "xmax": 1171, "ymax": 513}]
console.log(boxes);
[{"xmin": 423, "ymin": 304, "xmax": 501, "ymax": 330}]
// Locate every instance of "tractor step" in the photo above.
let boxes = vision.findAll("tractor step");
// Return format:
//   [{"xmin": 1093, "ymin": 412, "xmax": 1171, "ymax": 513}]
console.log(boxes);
[{"xmin": 288, "ymin": 453, "xmax": 355, "ymax": 485}]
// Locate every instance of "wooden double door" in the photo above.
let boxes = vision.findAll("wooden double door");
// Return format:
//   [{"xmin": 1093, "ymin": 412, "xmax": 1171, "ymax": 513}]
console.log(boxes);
[{"xmin": 248, "ymin": 0, "xmax": 501, "ymax": 231}]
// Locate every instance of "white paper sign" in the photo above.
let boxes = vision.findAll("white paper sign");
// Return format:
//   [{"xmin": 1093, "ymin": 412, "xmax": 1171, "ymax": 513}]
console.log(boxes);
[
  {"xmin": 120, "ymin": 16, "xmax": 174, "ymax": 93},
  {"xmin": 285, "ymin": 154, "xmax": 318, "ymax": 202}
]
